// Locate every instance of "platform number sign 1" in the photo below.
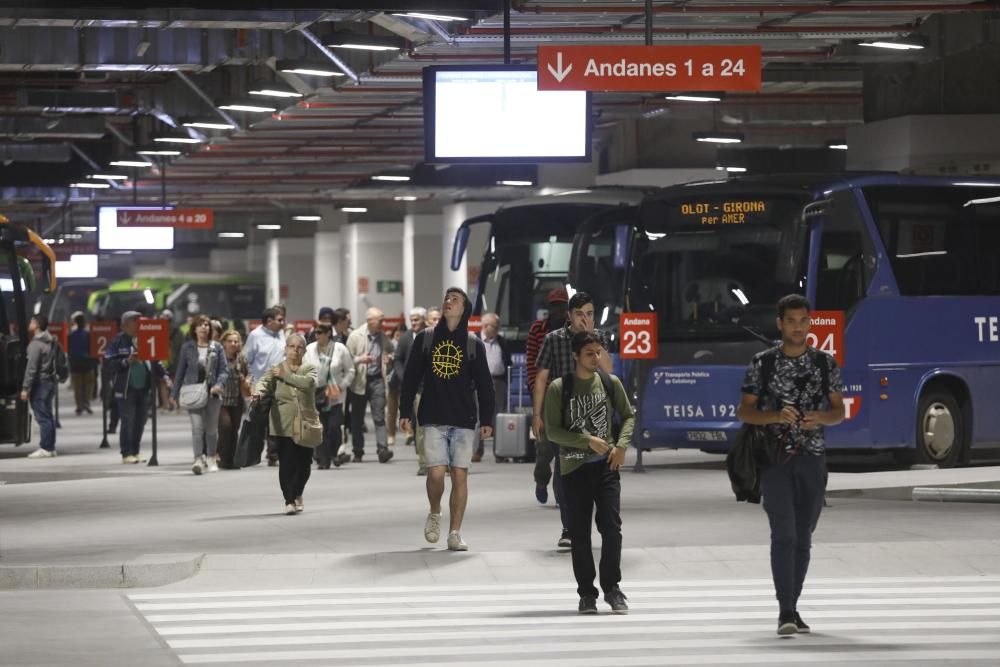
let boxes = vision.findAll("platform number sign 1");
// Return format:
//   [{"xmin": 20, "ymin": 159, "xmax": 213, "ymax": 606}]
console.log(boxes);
[
  {"xmin": 89, "ymin": 321, "xmax": 119, "ymax": 358},
  {"xmin": 136, "ymin": 319, "xmax": 170, "ymax": 361},
  {"xmin": 807, "ymin": 310, "xmax": 845, "ymax": 366},
  {"xmin": 619, "ymin": 313, "xmax": 658, "ymax": 359}
]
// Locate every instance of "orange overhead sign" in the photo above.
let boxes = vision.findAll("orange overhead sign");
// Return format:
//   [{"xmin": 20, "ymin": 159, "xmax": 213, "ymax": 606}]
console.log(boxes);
[
  {"xmin": 117, "ymin": 208, "xmax": 214, "ymax": 229},
  {"xmin": 537, "ymin": 45, "xmax": 762, "ymax": 93}
]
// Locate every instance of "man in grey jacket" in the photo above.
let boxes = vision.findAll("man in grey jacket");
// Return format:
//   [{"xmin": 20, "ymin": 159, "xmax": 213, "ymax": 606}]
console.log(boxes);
[{"xmin": 20, "ymin": 315, "xmax": 62, "ymax": 458}]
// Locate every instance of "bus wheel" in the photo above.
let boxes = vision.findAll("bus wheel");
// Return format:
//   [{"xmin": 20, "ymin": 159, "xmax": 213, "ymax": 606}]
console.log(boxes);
[{"xmin": 915, "ymin": 391, "xmax": 965, "ymax": 468}]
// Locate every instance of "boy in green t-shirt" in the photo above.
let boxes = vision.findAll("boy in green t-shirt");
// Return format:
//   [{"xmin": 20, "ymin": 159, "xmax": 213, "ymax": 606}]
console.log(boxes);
[{"xmin": 543, "ymin": 331, "xmax": 635, "ymax": 615}]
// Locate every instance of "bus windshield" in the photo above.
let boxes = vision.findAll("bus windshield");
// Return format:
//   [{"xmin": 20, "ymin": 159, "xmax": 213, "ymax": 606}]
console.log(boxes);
[{"xmin": 634, "ymin": 195, "xmax": 808, "ymax": 340}]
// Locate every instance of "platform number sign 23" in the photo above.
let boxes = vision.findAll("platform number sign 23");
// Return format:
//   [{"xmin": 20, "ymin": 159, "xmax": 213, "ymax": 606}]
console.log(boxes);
[
  {"xmin": 136, "ymin": 319, "xmax": 170, "ymax": 361},
  {"xmin": 619, "ymin": 313, "xmax": 658, "ymax": 359},
  {"xmin": 807, "ymin": 310, "xmax": 845, "ymax": 366}
]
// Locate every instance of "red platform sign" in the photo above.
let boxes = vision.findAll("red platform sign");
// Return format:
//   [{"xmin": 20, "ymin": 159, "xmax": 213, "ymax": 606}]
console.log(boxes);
[
  {"xmin": 116, "ymin": 208, "xmax": 214, "ymax": 229},
  {"xmin": 90, "ymin": 321, "xmax": 119, "ymax": 358},
  {"xmin": 466, "ymin": 315, "xmax": 482, "ymax": 334},
  {"xmin": 136, "ymin": 318, "xmax": 170, "ymax": 361},
  {"xmin": 537, "ymin": 45, "xmax": 762, "ymax": 93},
  {"xmin": 46, "ymin": 322, "xmax": 68, "ymax": 352},
  {"xmin": 294, "ymin": 320, "xmax": 315, "ymax": 336},
  {"xmin": 619, "ymin": 313, "xmax": 658, "ymax": 359},
  {"xmin": 808, "ymin": 310, "xmax": 845, "ymax": 366}
]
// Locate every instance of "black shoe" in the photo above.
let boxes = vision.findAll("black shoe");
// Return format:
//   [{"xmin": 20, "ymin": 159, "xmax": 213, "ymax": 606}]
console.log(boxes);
[
  {"xmin": 793, "ymin": 611, "xmax": 810, "ymax": 633},
  {"xmin": 353, "ymin": 453, "xmax": 363, "ymax": 463},
  {"xmin": 267, "ymin": 458, "xmax": 278, "ymax": 467},
  {"xmin": 377, "ymin": 448, "xmax": 394, "ymax": 463},
  {"xmin": 557, "ymin": 531, "xmax": 572, "ymax": 549},
  {"xmin": 605, "ymin": 589, "xmax": 629, "ymax": 614},
  {"xmin": 317, "ymin": 463, "xmax": 331, "ymax": 470},
  {"xmin": 777, "ymin": 611, "xmax": 797, "ymax": 636},
  {"xmin": 84, "ymin": 407, "xmax": 93, "ymax": 415},
  {"xmin": 578, "ymin": 596, "xmax": 598, "ymax": 615}
]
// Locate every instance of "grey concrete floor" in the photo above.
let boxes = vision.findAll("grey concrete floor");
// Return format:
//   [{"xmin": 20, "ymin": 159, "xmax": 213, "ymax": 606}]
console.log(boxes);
[{"xmin": 2, "ymin": 387, "xmax": 1000, "ymax": 666}]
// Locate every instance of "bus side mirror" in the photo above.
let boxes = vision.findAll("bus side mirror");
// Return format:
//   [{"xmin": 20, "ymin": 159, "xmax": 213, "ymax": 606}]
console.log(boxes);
[{"xmin": 450, "ymin": 227, "xmax": 470, "ymax": 272}]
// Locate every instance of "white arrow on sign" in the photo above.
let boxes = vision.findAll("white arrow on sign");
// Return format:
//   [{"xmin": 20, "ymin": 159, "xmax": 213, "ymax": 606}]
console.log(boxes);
[{"xmin": 546, "ymin": 51, "xmax": 573, "ymax": 83}]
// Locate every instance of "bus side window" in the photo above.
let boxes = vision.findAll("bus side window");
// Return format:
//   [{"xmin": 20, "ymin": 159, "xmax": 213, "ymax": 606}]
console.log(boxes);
[{"xmin": 814, "ymin": 191, "xmax": 875, "ymax": 312}]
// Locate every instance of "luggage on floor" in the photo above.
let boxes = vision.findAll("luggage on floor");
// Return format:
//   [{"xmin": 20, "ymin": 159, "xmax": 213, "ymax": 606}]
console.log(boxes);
[{"xmin": 493, "ymin": 365, "xmax": 533, "ymax": 462}]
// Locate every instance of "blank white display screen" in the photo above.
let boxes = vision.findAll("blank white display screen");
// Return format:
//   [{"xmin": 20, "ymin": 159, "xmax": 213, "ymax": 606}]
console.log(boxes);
[
  {"xmin": 97, "ymin": 206, "xmax": 175, "ymax": 251},
  {"xmin": 429, "ymin": 69, "xmax": 588, "ymax": 161}
]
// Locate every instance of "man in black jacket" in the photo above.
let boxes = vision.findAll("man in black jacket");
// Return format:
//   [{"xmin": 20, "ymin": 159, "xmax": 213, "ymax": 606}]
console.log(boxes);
[
  {"xmin": 392, "ymin": 308, "xmax": 426, "ymax": 452},
  {"xmin": 400, "ymin": 288, "xmax": 495, "ymax": 551},
  {"xmin": 473, "ymin": 312, "xmax": 511, "ymax": 462}
]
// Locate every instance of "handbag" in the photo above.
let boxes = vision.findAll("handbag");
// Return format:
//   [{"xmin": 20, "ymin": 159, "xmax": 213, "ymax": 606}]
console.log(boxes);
[
  {"xmin": 179, "ymin": 383, "xmax": 208, "ymax": 410},
  {"xmin": 296, "ymin": 389, "xmax": 324, "ymax": 448}
]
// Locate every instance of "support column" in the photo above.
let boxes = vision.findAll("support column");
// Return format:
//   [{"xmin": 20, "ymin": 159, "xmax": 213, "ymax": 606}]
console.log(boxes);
[
  {"xmin": 341, "ymin": 222, "xmax": 405, "ymax": 323},
  {"xmin": 404, "ymin": 213, "xmax": 444, "ymax": 315},
  {"xmin": 266, "ymin": 237, "xmax": 316, "ymax": 321},
  {"xmin": 314, "ymin": 231, "xmax": 343, "ymax": 316}
]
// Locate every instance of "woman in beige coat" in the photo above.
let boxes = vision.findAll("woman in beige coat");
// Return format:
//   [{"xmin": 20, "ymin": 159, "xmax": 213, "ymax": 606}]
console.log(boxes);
[{"xmin": 255, "ymin": 333, "xmax": 322, "ymax": 515}]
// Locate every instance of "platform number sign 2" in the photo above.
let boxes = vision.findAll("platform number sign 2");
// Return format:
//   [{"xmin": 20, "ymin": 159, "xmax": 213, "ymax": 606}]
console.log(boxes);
[
  {"xmin": 807, "ymin": 310, "xmax": 845, "ymax": 366},
  {"xmin": 136, "ymin": 319, "xmax": 170, "ymax": 362},
  {"xmin": 89, "ymin": 321, "xmax": 119, "ymax": 358},
  {"xmin": 619, "ymin": 313, "xmax": 658, "ymax": 359}
]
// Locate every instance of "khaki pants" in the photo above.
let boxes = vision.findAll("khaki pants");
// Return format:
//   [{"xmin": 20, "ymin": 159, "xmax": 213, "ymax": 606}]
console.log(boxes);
[
  {"xmin": 386, "ymin": 385, "xmax": 400, "ymax": 441},
  {"xmin": 70, "ymin": 369, "xmax": 96, "ymax": 412}
]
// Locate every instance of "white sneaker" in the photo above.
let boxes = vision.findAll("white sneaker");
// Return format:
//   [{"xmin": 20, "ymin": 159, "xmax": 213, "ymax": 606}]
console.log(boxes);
[
  {"xmin": 447, "ymin": 531, "xmax": 469, "ymax": 552},
  {"xmin": 294, "ymin": 497, "xmax": 304, "ymax": 513},
  {"xmin": 207, "ymin": 459, "xmax": 219, "ymax": 473},
  {"xmin": 424, "ymin": 512, "xmax": 442, "ymax": 543},
  {"xmin": 284, "ymin": 503, "xmax": 297, "ymax": 515},
  {"xmin": 27, "ymin": 449, "xmax": 55, "ymax": 459},
  {"xmin": 192, "ymin": 457, "xmax": 204, "ymax": 475}
]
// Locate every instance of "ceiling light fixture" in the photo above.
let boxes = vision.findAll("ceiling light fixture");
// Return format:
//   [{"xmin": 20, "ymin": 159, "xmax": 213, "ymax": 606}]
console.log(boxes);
[
  {"xmin": 70, "ymin": 181, "xmax": 111, "ymax": 189},
  {"xmin": 858, "ymin": 37, "xmax": 926, "ymax": 50},
  {"xmin": 372, "ymin": 175, "xmax": 411, "ymax": 182},
  {"xmin": 110, "ymin": 160, "xmax": 153, "ymax": 168},
  {"xmin": 394, "ymin": 12, "xmax": 468, "ymax": 21},
  {"xmin": 326, "ymin": 32, "xmax": 405, "ymax": 52},
  {"xmin": 394, "ymin": 196, "xmax": 418, "ymax": 202},
  {"xmin": 340, "ymin": 206, "xmax": 368, "ymax": 213},
  {"xmin": 497, "ymin": 180, "xmax": 533, "ymax": 186},
  {"xmin": 827, "ymin": 142, "xmax": 848, "ymax": 150},
  {"xmin": 88, "ymin": 174, "xmax": 129, "ymax": 181},
  {"xmin": 276, "ymin": 60, "xmax": 345, "ymax": 77},
  {"xmin": 247, "ymin": 82, "xmax": 303, "ymax": 99},
  {"xmin": 256, "ymin": 224, "xmax": 282, "ymax": 230},
  {"xmin": 665, "ymin": 92, "xmax": 724, "ymax": 102},
  {"xmin": 136, "ymin": 148, "xmax": 183, "ymax": 156},
  {"xmin": 716, "ymin": 166, "xmax": 747, "ymax": 173},
  {"xmin": 153, "ymin": 134, "xmax": 202, "ymax": 144},
  {"xmin": 182, "ymin": 118, "xmax": 237, "ymax": 130},
  {"xmin": 218, "ymin": 232, "xmax": 246, "ymax": 239},
  {"xmin": 75, "ymin": 226, "xmax": 98, "ymax": 232},
  {"xmin": 292, "ymin": 215, "xmax": 322, "ymax": 222},
  {"xmin": 693, "ymin": 131, "xmax": 744, "ymax": 144},
  {"xmin": 217, "ymin": 100, "xmax": 278, "ymax": 113}
]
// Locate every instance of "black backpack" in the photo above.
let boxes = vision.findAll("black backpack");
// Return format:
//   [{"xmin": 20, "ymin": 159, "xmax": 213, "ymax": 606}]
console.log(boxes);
[
  {"xmin": 559, "ymin": 369, "xmax": 622, "ymax": 442},
  {"xmin": 39, "ymin": 339, "xmax": 69, "ymax": 384}
]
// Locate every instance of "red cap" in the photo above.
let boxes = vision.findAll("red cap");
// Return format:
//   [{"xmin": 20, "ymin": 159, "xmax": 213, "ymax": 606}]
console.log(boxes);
[{"xmin": 546, "ymin": 287, "xmax": 568, "ymax": 304}]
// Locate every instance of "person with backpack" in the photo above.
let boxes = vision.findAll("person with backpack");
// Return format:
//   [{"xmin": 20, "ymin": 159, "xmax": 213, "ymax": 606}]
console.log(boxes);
[
  {"xmin": 21, "ymin": 315, "xmax": 68, "ymax": 458},
  {"xmin": 543, "ymin": 331, "xmax": 634, "ymax": 615},
  {"xmin": 736, "ymin": 294, "xmax": 845, "ymax": 636},
  {"xmin": 399, "ymin": 287, "xmax": 495, "ymax": 552}
]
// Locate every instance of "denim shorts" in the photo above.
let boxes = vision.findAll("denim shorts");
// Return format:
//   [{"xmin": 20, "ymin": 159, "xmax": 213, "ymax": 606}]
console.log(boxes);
[{"xmin": 422, "ymin": 425, "xmax": 475, "ymax": 469}]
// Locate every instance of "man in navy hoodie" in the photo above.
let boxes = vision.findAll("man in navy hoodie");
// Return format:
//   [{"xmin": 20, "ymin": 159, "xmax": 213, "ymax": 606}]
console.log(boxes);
[{"xmin": 400, "ymin": 287, "xmax": 495, "ymax": 551}]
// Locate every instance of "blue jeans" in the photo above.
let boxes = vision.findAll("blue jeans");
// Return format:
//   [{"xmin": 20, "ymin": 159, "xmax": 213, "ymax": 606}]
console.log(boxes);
[
  {"xmin": 117, "ymin": 389, "xmax": 149, "ymax": 457},
  {"xmin": 423, "ymin": 425, "xmax": 475, "ymax": 469},
  {"xmin": 30, "ymin": 381, "xmax": 56, "ymax": 452}
]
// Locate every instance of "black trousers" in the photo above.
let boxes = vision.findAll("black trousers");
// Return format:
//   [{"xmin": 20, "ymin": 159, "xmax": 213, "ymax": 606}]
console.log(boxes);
[
  {"xmin": 116, "ymin": 389, "xmax": 149, "ymax": 457},
  {"xmin": 276, "ymin": 436, "xmax": 314, "ymax": 504},
  {"xmin": 562, "ymin": 461, "xmax": 622, "ymax": 599},
  {"xmin": 760, "ymin": 453, "xmax": 827, "ymax": 613},
  {"xmin": 316, "ymin": 404, "xmax": 345, "ymax": 466}
]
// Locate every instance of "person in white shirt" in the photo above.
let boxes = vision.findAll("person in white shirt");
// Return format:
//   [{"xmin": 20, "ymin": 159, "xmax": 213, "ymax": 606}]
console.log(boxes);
[
  {"xmin": 243, "ymin": 307, "xmax": 286, "ymax": 465},
  {"xmin": 475, "ymin": 312, "xmax": 511, "ymax": 462},
  {"xmin": 305, "ymin": 323, "xmax": 355, "ymax": 469}
]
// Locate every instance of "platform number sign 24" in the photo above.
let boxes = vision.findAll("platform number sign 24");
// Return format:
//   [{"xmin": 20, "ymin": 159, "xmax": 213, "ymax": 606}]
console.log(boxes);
[
  {"xmin": 136, "ymin": 319, "xmax": 170, "ymax": 361},
  {"xmin": 807, "ymin": 310, "xmax": 845, "ymax": 366},
  {"xmin": 619, "ymin": 313, "xmax": 658, "ymax": 359}
]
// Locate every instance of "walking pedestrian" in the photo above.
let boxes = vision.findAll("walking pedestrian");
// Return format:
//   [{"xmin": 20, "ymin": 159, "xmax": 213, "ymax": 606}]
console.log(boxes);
[
  {"xmin": 527, "ymin": 288, "xmax": 568, "ymax": 502},
  {"xmin": 425, "ymin": 307, "xmax": 441, "ymax": 329},
  {"xmin": 305, "ymin": 323, "xmax": 355, "ymax": 469},
  {"xmin": 385, "ymin": 323, "xmax": 403, "ymax": 447},
  {"xmin": 474, "ymin": 312, "xmax": 511, "ymax": 462},
  {"xmin": 533, "ymin": 291, "xmax": 611, "ymax": 549},
  {"xmin": 67, "ymin": 311, "xmax": 96, "ymax": 415},
  {"xmin": 393, "ymin": 308, "xmax": 427, "ymax": 471},
  {"xmin": 105, "ymin": 311, "xmax": 169, "ymax": 464},
  {"xmin": 244, "ymin": 307, "xmax": 286, "ymax": 465},
  {"xmin": 217, "ymin": 330, "xmax": 249, "ymax": 469},
  {"xmin": 21, "ymin": 315, "xmax": 65, "ymax": 458},
  {"xmin": 543, "ymin": 331, "xmax": 634, "ymax": 615},
  {"xmin": 255, "ymin": 334, "xmax": 323, "ymax": 515},
  {"xmin": 172, "ymin": 315, "xmax": 229, "ymax": 475},
  {"xmin": 737, "ymin": 294, "xmax": 845, "ymax": 635},
  {"xmin": 400, "ymin": 288, "xmax": 495, "ymax": 551},
  {"xmin": 346, "ymin": 308, "xmax": 393, "ymax": 463},
  {"xmin": 332, "ymin": 308, "xmax": 351, "ymax": 345}
]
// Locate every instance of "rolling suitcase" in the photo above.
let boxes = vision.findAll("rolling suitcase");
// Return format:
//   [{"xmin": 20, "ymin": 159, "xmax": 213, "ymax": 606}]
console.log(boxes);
[{"xmin": 494, "ymin": 365, "xmax": 532, "ymax": 462}]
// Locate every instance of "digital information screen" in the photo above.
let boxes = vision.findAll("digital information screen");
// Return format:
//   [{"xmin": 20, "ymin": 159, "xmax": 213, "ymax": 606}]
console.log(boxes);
[
  {"xmin": 677, "ymin": 200, "xmax": 769, "ymax": 226},
  {"xmin": 97, "ymin": 206, "xmax": 175, "ymax": 251}
]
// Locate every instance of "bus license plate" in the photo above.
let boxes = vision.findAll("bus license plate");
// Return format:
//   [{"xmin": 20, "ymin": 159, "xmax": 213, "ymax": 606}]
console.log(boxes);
[{"xmin": 686, "ymin": 431, "xmax": 727, "ymax": 442}]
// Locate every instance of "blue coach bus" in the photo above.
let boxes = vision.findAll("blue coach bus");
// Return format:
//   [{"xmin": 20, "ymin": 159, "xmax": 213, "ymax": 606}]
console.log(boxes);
[{"xmin": 570, "ymin": 174, "xmax": 1000, "ymax": 468}]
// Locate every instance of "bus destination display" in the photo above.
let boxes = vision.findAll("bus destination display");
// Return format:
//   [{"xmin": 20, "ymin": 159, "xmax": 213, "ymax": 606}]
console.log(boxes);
[{"xmin": 679, "ymin": 200, "xmax": 767, "ymax": 226}]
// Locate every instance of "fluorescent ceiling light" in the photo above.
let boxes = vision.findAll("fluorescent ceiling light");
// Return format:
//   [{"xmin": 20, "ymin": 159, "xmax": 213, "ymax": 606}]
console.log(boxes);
[
  {"xmin": 110, "ymin": 160, "xmax": 153, "ymax": 168},
  {"xmin": 292, "ymin": 215, "xmax": 322, "ymax": 222},
  {"xmin": 153, "ymin": 135, "xmax": 202, "ymax": 144},
  {"xmin": 859, "ymin": 38, "xmax": 925, "ymax": 50},
  {"xmin": 665, "ymin": 93, "xmax": 724, "ymax": 102},
  {"xmin": 75, "ymin": 226, "xmax": 98, "ymax": 232},
  {"xmin": 182, "ymin": 119, "xmax": 236, "ymax": 130},
  {"xmin": 963, "ymin": 195, "xmax": 1000, "ymax": 207},
  {"xmin": 693, "ymin": 132, "xmax": 744, "ymax": 144},
  {"xmin": 218, "ymin": 101, "xmax": 278, "ymax": 113},
  {"xmin": 70, "ymin": 181, "xmax": 111, "ymax": 189},
  {"xmin": 136, "ymin": 148, "xmax": 182, "ymax": 156},
  {"xmin": 113, "ymin": 250, "xmax": 133, "ymax": 255},
  {"xmin": 395, "ymin": 12, "xmax": 468, "ymax": 21},
  {"xmin": 716, "ymin": 166, "xmax": 747, "ymax": 173},
  {"xmin": 953, "ymin": 182, "xmax": 1000, "ymax": 187},
  {"xmin": 327, "ymin": 32, "xmax": 404, "ymax": 52},
  {"xmin": 497, "ymin": 180, "xmax": 533, "ymax": 186},
  {"xmin": 88, "ymin": 174, "xmax": 129, "ymax": 181},
  {"xmin": 340, "ymin": 207, "xmax": 368, "ymax": 213},
  {"xmin": 248, "ymin": 84, "xmax": 303, "ymax": 99},
  {"xmin": 277, "ymin": 60, "xmax": 345, "ymax": 77},
  {"xmin": 256, "ymin": 224, "xmax": 282, "ymax": 230},
  {"xmin": 60, "ymin": 233, "xmax": 84, "ymax": 240},
  {"xmin": 828, "ymin": 143, "xmax": 848, "ymax": 150},
  {"xmin": 394, "ymin": 196, "xmax": 418, "ymax": 202},
  {"xmin": 331, "ymin": 43, "xmax": 398, "ymax": 51},
  {"xmin": 372, "ymin": 175, "xmax": 410, "ymax": 182},
  {"xmin": 218, "ymin": 232, "xmax": 246, "ymax": 238}
]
